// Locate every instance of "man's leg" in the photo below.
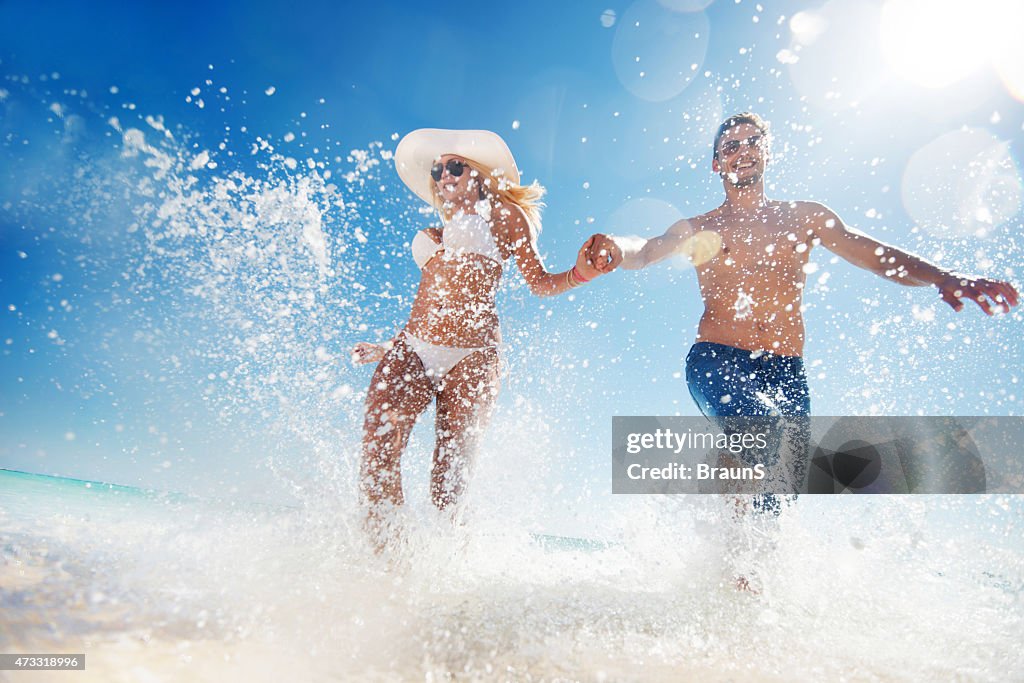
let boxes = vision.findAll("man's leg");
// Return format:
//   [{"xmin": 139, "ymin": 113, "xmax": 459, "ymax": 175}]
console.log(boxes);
[
  {"xmin": 765, "ymin": 354, "xmax": 812, "ymax": 495},
  {"xmin": 684, "ymin": 343, "xmax": 789, "ymax": 592},
  {"xmin": 685, "ymin": 343, "xmax": 785, "ymax": 508}
]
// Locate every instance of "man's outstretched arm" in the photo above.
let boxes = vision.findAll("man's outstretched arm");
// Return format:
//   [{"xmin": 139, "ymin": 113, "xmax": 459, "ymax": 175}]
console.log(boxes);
[
  {"xmin": 586, "ymin": 219, "xmax": 696, "ymax": 272},
  {"xmin": 809, "ymin": 202, "xmax": 1019, "ymax": 315}
]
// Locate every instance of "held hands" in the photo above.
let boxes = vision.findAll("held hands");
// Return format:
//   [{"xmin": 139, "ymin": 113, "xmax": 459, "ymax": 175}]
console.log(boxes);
[
  {"xmin": 936, "ymin": 273, "xmax": 1019, "ymax": 315},
  {"xmin": 574, "ymin": 236, "xmax": 604, "ymax": 281},
  {"xmin": 584, "ymin": 233, "xmax": 623, "ymax": 274}
]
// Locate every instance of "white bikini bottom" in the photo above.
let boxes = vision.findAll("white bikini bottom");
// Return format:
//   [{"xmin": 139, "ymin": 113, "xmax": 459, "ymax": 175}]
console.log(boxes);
[{"xmin": 403, "ymin": 331, "xmax": 494, "ymax": 387}]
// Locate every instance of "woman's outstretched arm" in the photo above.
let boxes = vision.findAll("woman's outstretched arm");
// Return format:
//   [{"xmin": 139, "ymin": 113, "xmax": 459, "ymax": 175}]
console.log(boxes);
[{"xmin": 500, "ymin": 202, "xmax": 603, "ymax": 297}]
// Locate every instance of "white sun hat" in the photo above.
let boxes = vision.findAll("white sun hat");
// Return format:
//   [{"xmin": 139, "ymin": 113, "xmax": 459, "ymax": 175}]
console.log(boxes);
[{"xmin": 394, "ymin": 128, "xmax": 521, "ymax": 207}]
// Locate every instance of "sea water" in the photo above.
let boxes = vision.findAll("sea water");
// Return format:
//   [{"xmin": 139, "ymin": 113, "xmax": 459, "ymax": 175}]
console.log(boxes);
[{"xmin": 2, "ymin": 468, "xmax": 1022, "ymax": 682}]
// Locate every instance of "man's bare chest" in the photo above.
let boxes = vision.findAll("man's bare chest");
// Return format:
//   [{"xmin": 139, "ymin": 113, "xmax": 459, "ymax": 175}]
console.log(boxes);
[{"xmin": 701, "ymin": 216, "xmax": 812, "ymax": 269}]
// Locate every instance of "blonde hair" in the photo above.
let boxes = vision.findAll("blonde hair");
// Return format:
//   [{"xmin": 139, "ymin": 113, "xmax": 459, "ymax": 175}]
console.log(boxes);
[{"xmin": 430, "ymin": 157, "xmax": 546, "ymax": 238}]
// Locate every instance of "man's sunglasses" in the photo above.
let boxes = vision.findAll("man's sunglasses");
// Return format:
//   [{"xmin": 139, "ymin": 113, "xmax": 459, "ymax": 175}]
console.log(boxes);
[
  {"xmin": 430, "ymin": 159, "xmax": 468, "ymax": 182},
  {"xmin": 719, "ymin": 134, "xmax": 764, "ymax": 156}
]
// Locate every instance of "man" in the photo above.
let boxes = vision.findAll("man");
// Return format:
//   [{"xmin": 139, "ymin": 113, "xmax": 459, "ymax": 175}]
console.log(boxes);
[{"xmin": 588, "ymin": 112, "xmax": 1018, "ymax": 496}]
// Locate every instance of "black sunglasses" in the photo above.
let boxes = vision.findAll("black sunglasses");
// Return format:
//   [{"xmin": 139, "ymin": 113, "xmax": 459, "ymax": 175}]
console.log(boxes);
[
  {"xmin": 719, "ymin": 134, "xmax": 764, "ymax": 156},
  {"xmin": 430, "ymin": 159, "xmax": 468, "ymax": 182}
]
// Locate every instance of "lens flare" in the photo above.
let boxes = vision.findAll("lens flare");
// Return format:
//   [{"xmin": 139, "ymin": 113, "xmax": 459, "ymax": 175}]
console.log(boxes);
[
  {"xmin": 994, "ymin": 46, "xmax": 1024, "ymax": 102},
  {"xmin": 611, "ymin": 0, "xmax": 709, "ymax": 102},
  {"xmin": 657, "ymin": 0, "xmax": 715, "ymax": 11},
  {"xmin": 789, "ymin": 11, "xmax": 828, "ymax": 45},
  {"xmin": 880, "ymin": 0, "xmax": 989, "ymax": 89},
  {"xmin": 785, "ymin": 0, "xmax": 886, "ymax": 110},
  {"xmin": 607, "ymin": 197, "xmax": 682, "ymax": 235},
  {"xmin": 605, "ymin": 198, "xmax": 721, "ymax": 268},
  {"xmin": 901, "ymin": 128, "xmax": 1022, "ymax": 238},
  {"xmin": 990, "ymin": 5, "xmax": 1024, "ymax": 102}
]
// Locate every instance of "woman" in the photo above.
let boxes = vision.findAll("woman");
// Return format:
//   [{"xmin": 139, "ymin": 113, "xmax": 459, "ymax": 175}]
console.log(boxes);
[{"xmin": 353, "ymin": 129, "xmax": 601, "ymax": 544}]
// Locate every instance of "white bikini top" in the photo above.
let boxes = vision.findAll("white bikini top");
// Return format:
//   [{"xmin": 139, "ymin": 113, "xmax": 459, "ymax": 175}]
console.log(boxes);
[
  {"xmin": 411, "ymin": 230, "xmax": 442, "ymax": 269},
  {"xmin": 411, "ymin": 202, "xmax": 503, "ymax": 268}
]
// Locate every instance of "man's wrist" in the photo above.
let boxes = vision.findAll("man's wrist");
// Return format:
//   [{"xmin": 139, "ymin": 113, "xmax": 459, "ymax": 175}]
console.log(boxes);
[
  {"xmin": 610, "ymin": 235, "xmax": 645, "ymax": 269},
  {"xmin": 933, "ymin": 268, "xmax": 962, "ymax": 286}
]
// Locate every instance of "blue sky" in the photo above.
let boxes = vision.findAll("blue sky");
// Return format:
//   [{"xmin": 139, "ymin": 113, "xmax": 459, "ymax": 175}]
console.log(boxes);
[{"xmin": 1, "ymin": 0, "xmax": 1022, "ymax": 518}]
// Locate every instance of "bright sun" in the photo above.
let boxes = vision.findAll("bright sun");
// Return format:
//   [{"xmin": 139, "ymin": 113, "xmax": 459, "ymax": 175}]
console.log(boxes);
[{"xmin": 880, "ymin": 0, "xmax": 1024, "ymax": 94}]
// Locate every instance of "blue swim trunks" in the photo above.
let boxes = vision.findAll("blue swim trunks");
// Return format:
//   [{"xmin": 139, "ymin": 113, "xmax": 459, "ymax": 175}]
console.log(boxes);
[
  {"xmin": 685, "ymin": 341, "xmax": 811, "ymax": 512},
  {"xmin": 685, "ymin": 341, "xmax": 810, "ymax": 418}
]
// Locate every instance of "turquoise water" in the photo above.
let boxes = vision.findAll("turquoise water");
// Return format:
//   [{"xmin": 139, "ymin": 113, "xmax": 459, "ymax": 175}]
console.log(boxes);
[
  {"xmin": 2, "ymin": 468, "xmax": 178, "ymax": 506},
  {"xmin": 0, "ymin": 468, "xmax": 603, "ymax": 551}
]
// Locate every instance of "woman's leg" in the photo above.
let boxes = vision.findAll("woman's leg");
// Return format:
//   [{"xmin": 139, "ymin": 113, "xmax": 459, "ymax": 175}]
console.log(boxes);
[
  {"xmin": 430, "ymin": 348, "xmax": 501, "ymax": 513},
  {"xmin": 360, "ymin": 335, "xmax": 434, "ymax": 539}
]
